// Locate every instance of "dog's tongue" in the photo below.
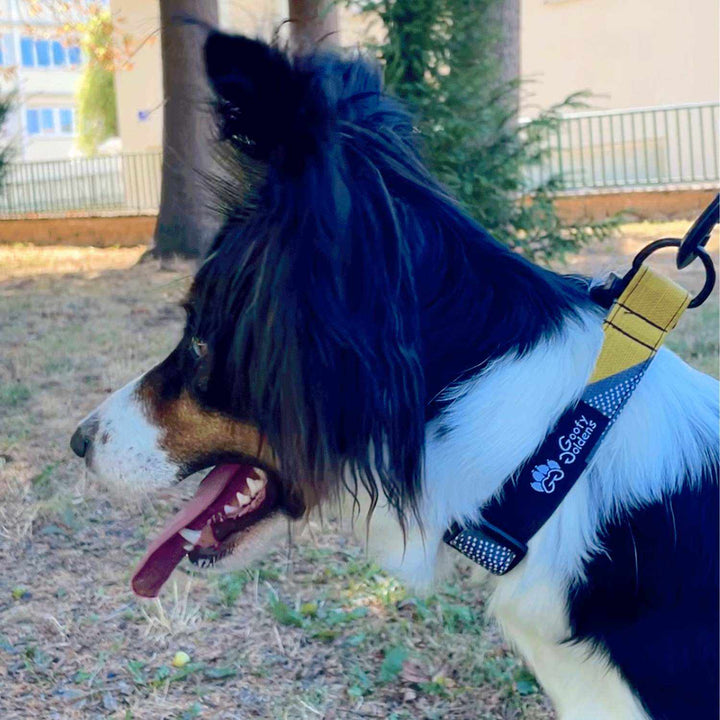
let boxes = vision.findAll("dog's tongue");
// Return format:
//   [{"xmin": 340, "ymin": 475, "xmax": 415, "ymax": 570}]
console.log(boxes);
[{"xmin": 131, "ymin": 464, "xmax": 253, "ymax": 598}]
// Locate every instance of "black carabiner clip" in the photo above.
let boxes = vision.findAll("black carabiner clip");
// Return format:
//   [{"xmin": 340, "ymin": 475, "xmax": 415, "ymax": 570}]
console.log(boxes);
[{"xmin": 677, "ymin": 193, "xmax": 719, "ymax": 270}]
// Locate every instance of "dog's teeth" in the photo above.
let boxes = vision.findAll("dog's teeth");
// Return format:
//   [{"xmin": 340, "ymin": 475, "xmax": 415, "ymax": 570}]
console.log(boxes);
[
  {"xmin": 224, "ymin": 504, "xmax": 237, "ymax": 515},
  {"xmin": 236, "ymin": 491, "xmax": 251, "ymax": 506},
  {"xmin": 247, "ymin": 477, "xmax": 265, "ymax": 497},
  {"xmin": 179, "ymin": 528, "xmax": 201, "ymax": 545},
  {"xmin": 183, "ymin": 543, "xmax": 194, "ymax": 552}
]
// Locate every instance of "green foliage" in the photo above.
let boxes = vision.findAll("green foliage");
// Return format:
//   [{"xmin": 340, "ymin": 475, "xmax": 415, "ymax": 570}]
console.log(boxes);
[
  {"xmin": 514, "ymin": 665, "xmax": 540, "ymax": 695},
  {"xmin": 355, "ymin": 0, "xmax": 617, "ymax": 261},
  {"xmin": 0, "ymin": 381, "xmax": 31, "ymax": 408},
  {"xmin": 268, "ymin": 596, "xmax": 305, "ymax": 627},
  {"xmin": 213, "ymin": 571, "xmax": 249, "ymax": 606},
  {"xmin": 378, "ymin": 645, "xmax": 409, "ymax": 683},
  {"xmin": 0, "ymin": 92, "xmax": 12, "ymax": 185},
  {"xmin": 76, "ymin": 10, "xmax": 118, "ymax": 155}
]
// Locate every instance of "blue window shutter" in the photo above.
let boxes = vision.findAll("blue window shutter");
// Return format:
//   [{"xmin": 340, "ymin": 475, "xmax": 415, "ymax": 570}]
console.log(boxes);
[
  {"xmin": 52, "ymin": 41, "xmax": 65, "ymax": 66},
  {"xmin": 20, "ymin": 37, "xmax": 34, "ymax": 67},
  {"xmin": 26, "ymin": 109, "xmax": 39, "ymax": 135},
  {"xmin": 40, "ymin": 108, "xmax": 54, "ymax": 132},
  {"xmin": 68, "ymin": 46, "xmax": 81, "ymax": 65},
  {"xmin": 36, "ymin": 40, "xmax": 50, "ymax": 67},
  {"xmin": 59, "ymin": 109, "xmax": 73, "ymax": 134}
]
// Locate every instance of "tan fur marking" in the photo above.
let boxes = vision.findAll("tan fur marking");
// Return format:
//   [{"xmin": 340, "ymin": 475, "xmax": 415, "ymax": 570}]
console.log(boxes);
[{"xmin": 135, "ymin": 382, "xmax": 278, "ymax": 472}]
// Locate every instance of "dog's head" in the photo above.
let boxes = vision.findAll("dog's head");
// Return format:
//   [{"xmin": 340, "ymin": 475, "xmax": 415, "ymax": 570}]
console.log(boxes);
[{"xmin": 71, "ymin": 32, "xmax": 444, "ymax": 596}]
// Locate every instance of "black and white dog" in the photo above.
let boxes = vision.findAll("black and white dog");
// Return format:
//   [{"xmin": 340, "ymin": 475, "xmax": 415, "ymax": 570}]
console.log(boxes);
[{"xmin": 71, "ymin": 32, "xmax": 719, "ymax": 720}]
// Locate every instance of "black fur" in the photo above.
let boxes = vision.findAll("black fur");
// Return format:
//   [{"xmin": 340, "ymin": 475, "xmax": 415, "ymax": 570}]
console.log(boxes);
[
  {"xmin": 568, "ymin": 468, "xmax": 720, "ymax": 719},
  {"xmin": 190, "ymin": 33, "xmax": 592, "ymax": 520}
]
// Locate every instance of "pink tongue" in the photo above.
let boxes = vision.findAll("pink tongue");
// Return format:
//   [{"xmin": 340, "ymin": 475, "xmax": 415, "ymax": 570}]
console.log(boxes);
[{"xmin": 131, "ymin": 464, "xmax": 253, "ymax": 598}]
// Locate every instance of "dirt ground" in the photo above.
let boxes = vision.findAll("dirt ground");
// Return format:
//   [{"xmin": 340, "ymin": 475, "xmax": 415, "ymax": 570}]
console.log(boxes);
[{"xmin": 0, "ymin": 223, "xmax": 717, "ymax": 720}]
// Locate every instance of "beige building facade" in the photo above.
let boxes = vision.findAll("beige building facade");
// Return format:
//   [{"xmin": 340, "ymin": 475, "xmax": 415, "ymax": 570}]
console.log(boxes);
[
  {"xmin": 111, "ymin": 0, "xmax": 719, "ymax": 154},
  {"xmin": 520, "ymin": 0, "xmax": 719, "ymax": 116}
]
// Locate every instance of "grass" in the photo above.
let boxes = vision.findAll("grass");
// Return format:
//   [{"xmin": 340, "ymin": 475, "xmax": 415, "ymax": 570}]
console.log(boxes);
[{"xmin": 0, "ymin": 224, "xmax": 716, "ymax": 719}]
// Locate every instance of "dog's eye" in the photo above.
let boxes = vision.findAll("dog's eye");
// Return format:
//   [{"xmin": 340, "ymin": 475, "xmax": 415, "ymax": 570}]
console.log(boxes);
[{"xmin": 190, "ymin": 336, "xmax": 208, "ymax": 360}]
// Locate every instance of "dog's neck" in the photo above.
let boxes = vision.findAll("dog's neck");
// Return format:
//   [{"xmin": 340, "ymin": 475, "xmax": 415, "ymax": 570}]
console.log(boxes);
[{"xmin": 418, "ymin": 220, "xmax": 592, "ymax": 417}]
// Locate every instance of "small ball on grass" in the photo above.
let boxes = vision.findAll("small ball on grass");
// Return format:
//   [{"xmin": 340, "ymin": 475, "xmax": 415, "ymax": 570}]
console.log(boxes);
[{"xmin": 172, "ymin": 651, "xmax": 191, "ymax": 668}]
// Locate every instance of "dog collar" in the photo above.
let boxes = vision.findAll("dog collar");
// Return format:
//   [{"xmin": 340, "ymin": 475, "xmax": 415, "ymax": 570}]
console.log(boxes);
[{"xmin": 443, "ymin": 219, "xmax": 714, "ymax": 574}]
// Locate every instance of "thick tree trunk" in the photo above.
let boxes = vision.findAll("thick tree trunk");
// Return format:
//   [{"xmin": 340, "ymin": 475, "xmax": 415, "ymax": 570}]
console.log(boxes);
[
  {"xmin": 288, "ymin": 0, "xmax": 339, "ymax": 53},
  {"xmin": 154, "ymin": 0, "xmax": 219, "ymax": 259},
  {"xmin": 488, "ymin": 0, "xmax": 521, "ymax": 109}
]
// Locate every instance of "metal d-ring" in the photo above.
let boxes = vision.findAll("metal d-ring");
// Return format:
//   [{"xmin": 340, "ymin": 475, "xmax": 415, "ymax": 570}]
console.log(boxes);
[{"xmin": 631, "ymin": 237, "xmax": 716, "ymax": 309}]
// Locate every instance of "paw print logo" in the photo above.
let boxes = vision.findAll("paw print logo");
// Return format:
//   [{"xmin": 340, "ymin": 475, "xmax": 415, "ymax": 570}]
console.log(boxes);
[{"xmin": 530, "ymin": 460, "xmax": 565, "ymax": 494}]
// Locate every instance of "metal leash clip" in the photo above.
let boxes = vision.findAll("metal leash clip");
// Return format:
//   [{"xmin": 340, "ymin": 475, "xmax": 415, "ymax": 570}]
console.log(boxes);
[{"xmin": 592, "ymin": 193, "xmax": 718, "ymax": 309}]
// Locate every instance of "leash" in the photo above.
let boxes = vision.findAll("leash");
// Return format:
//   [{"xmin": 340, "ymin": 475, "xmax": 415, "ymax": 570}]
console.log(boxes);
[{"xmin": 444, "ymin": 194, "xmax": 718, "ymax": 575}]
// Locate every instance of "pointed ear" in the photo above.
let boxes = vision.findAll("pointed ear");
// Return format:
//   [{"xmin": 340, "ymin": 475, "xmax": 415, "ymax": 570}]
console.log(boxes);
[{"xmin": 204, "ymin": 32, "xmax": 302, "ymax": 160}]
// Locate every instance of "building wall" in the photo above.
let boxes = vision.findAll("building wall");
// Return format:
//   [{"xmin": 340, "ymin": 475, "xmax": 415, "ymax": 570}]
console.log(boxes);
[
  {"xmin": 109, "ymin": 0, "xmax": 162, "ymax": 154},
  {"xmin": 521, "ymin": 0, "xmax": 719, "ymax": 116},
  {"xmin": 219, "ymin": 0, "xmax": 287, "ymax": 38},
  {"xmin": 112, "ymin": 0, "xmax": 720, "ymax": 153}
]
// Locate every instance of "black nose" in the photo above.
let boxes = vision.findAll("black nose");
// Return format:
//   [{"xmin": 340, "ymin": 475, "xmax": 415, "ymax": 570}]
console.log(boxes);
[{"xmin": 70, "ymin": 418, "xmax": 98, "ymax": 459}]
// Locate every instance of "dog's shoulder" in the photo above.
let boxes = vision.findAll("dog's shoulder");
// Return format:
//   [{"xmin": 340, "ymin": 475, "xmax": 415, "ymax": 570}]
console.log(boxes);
[{"xmin": 567, "ymin": 467, "xmax": 718, "ymax": 720}]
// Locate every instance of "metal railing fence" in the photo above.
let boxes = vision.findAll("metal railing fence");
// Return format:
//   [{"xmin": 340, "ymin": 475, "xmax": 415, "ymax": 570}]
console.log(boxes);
[
  {"xmin": 525, "ymin": 102, "xmax": 719, "ymax": 192},
  {"xmin": 0, "ymin": 103, "xmax": 716, "ymax": 218},
  {"xmin": 0, "ymin": 151, "xmax": 162, "ymax": 218}
]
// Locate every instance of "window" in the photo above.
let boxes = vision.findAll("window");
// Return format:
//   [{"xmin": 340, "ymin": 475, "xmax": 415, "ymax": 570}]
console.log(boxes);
[
  {"xmin": 36, "ymin": 39, "xmax": 50, "ymax": 67},
  {"xmin": 20, "ymin": 37, "xmax": 34, "ymax": 67},
  {"xmin": 26, "ymin": 107, "xmax": 75, "ymax": 136},
  {"xmin": 19, "ymin": 37, "xmax": 81, "ymax": 68},
  {"xmin": 52, "ymin": 41, "xmax": 65, "ymax": 66},
  {"xmin": 26, "ymin": 109, "xmax": 39, "ymax": 135},
  {"xmin": 40, "ymin": 108, "xmax": 54, "ymax": 133},
  {"xmin": 59, "ymin": 108, "xmax": 73, "ymax": 134}
]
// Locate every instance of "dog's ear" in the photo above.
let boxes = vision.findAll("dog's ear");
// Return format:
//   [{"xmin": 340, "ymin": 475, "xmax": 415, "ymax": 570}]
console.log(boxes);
[{"xmin": 204, "ymin": 32, "xmax": 315, "ymax": 165}]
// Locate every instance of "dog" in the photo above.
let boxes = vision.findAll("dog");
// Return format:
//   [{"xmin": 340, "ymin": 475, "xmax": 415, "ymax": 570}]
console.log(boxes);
[{"xmin": 70, "ymin": 31, "xmax": 719, "ymax": 720}]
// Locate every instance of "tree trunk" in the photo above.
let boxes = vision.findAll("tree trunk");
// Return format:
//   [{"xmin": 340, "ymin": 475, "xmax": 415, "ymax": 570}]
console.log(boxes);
[
  {"xmin": 154, "ymin": 0, "xmax": 219, "ymax": 260},
  {"xmin": 288, "ymin": 0, "xmax": 339, "ymax": 53},
  {"xmin": 488, "ymin": 0, "xmax": 521, "ymax": 110}
]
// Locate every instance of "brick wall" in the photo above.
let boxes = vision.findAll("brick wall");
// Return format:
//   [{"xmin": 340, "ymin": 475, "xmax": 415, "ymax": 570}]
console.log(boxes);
[
  {"xmin": 0, "ymin": 216, "xmax": 155, "ymax": 247},
  {"xmin": 554, "ymin": 190, "xmax": 717, "ymax": 224}
]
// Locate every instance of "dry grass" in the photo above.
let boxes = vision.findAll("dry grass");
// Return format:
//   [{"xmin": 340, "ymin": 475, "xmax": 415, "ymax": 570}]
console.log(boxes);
[
  {"xmin": 0, "ymin": 223, "xmax": 717, "ymax": 719},
  {"xmin": 0, "ymin": 244, "xmax": 146, "ymax": 280}
]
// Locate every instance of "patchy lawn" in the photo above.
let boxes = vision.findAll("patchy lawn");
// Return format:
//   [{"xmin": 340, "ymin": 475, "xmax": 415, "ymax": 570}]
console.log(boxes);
[{"xmin": 0, "ymin": 223, "xmax": 717, "ymax": 720}]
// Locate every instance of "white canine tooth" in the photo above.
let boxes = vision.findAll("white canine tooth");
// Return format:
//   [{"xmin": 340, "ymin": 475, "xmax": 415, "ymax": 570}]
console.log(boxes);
[
  {"xmin": 224, "ymin": 504, "xmax": 237, "ymax": 515},
  {"xmin": 183, "ymin": 543, "xmax": 194, "ymax": 552},
  {"xmin": 179, "ymin": 528, "xmax": 201, "ymax": 545},
  {"xmin": 247, "ymin": 477, "xmax": 265, "ymax": 497},
  {"xmin": 236, "ymin": 491, "xmax": 251, "ymax": 506}
]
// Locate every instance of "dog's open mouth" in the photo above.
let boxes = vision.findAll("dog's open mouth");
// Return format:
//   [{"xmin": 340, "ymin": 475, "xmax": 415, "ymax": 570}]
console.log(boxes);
[{"xmin": 131, "ymin": 464, "xmax": 278, "ymax": 598}]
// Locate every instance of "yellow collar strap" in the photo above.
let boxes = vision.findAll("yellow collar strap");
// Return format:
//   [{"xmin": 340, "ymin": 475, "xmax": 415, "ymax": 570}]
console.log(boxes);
[{"xmin": 590, "ymin": 265, "xmax": 690, "ymax": 385}]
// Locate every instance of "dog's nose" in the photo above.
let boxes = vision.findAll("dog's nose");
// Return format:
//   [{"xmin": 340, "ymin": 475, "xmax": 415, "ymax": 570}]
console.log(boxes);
[{"xmin": 70, "ymin": 418, "xmax": 98, "ymax": 459}]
